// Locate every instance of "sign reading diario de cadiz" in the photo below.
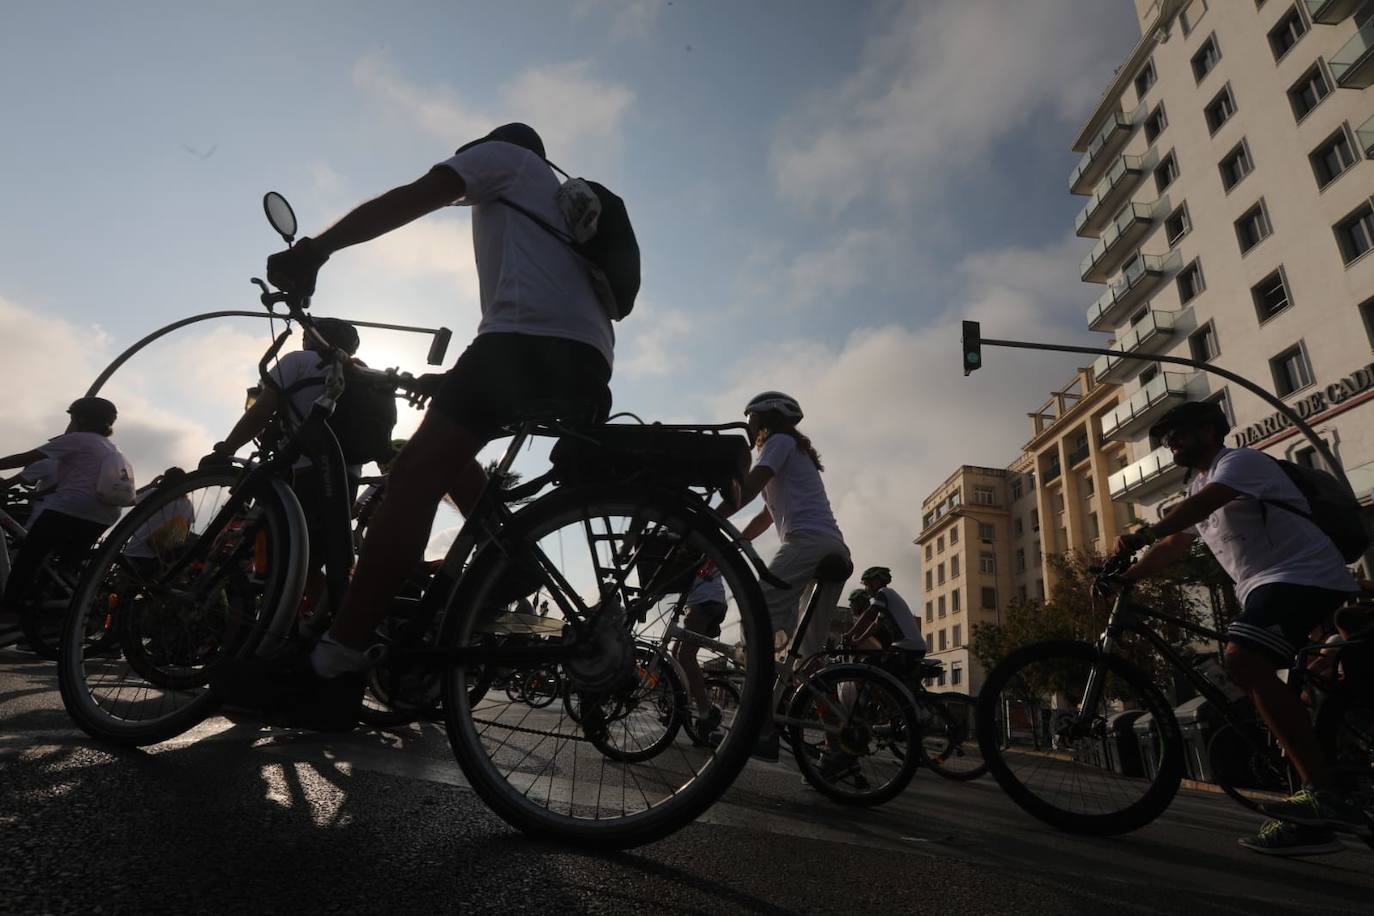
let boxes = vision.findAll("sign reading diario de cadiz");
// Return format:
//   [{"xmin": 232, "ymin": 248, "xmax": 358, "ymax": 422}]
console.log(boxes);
[{"xmin": 1232, "ymin": 361, "xmax": 1374, "ymax": 448}]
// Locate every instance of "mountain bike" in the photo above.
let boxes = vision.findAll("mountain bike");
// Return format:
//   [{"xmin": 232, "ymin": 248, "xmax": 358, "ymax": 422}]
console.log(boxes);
[
  {"xmin": 57, "ymin": 192, "xmax": 782, "ymax": 849},
  {"xmin": 975, "ymin": 552, "xmax": 1374, "ymax": 840}
]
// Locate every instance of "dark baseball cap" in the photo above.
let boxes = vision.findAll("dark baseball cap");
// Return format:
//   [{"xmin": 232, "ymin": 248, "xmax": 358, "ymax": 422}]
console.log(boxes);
[{"xmin": 455, "ymin": 122, "xmax": 545, "ymax": 159}]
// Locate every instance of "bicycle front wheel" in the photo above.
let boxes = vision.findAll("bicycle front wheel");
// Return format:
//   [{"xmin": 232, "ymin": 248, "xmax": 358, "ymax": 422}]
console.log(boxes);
[
  {"xmin": 976, "ymin": 640, "xmax": 1184, "ymax": 835},
  {"xmin": 439, "ymin": 485, "xmax": 773, "ymax": 848},
  {"xmin": 918, "ymin": 692, "xmax": 988, "ymax": 781},
  {"xmin": 57, "ymin": 468, "xmax": 297, "ymax": 746}
]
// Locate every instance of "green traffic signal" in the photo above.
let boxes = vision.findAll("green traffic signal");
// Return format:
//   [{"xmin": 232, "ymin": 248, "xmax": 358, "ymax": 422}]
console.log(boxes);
[{"xmin": 962, "ymin": 320, "xmax": 982, "ymax": 376}]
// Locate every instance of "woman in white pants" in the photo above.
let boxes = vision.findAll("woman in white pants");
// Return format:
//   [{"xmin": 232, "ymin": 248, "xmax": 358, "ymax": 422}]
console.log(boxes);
[{"xmin": 717, "ymin": 391, "xmax": 850, "ymax": 760}]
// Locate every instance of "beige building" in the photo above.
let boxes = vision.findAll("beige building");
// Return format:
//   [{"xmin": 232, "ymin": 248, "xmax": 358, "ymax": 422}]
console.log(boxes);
[
  {"xmin": 916, "ymin": 369, "xmax": 1132, "ymax": 695},
  {"xmin": 1074, "ymin": 1, "xmax": 1374, "ymax": 533}
]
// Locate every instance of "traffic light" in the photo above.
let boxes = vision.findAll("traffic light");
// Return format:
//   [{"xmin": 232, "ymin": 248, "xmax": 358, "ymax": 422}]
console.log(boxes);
[{"xmin": 962, "ymin": 320, "xmax": 982, "ymax": 376}]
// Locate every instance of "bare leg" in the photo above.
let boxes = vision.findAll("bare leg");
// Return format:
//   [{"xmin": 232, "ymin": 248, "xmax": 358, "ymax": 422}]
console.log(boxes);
[
  {"xmin": 329, "ymin": 411, "xmax": 485, "ymax": 649},
  {"xmin": 674, "ymin": 640, "xmax": 708, "ymax": 712},
  {"xmin": 1227, "ymin": 643, "xmax": 1330, "ymax": 787}
]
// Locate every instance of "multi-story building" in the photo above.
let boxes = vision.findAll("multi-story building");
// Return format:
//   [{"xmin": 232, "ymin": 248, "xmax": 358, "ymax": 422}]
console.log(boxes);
[
  {"xmin": 1074, "ymin": 0, "xmax": 1374, "ymax": 538},
  {"xmin": 915, "ymin": 369, "xmax": 1131, "ymax": 695}
]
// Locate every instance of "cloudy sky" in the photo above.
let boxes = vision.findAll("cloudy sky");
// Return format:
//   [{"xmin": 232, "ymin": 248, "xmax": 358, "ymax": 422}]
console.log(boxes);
[{"xmin": 1, "ymin": 0, "xmax": 1141, "ymax": 574}]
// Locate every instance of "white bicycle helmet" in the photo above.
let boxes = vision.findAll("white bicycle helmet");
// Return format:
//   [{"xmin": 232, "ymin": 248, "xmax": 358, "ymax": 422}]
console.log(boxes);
[{"xmin": 744, "ymin": 391, "xmax": 803, "ymax": 423}]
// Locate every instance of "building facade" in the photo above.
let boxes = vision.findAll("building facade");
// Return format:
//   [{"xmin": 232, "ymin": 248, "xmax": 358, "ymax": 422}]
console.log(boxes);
[{"xmin": 1075, "ymin": 1, "xmax": 1374, "ymax": 531}]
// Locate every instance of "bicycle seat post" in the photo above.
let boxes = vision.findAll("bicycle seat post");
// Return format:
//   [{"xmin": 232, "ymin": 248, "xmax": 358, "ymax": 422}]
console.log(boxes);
[{"xmin": 783, "ymin": 553, "xmax": 853, "ymax": 664}]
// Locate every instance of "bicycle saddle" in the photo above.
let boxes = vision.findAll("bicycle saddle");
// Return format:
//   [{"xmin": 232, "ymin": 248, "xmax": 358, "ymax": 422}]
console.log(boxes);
[
  {"xmin": 813, "ymin": 553, "xmax": 853, "ymax": 583},
  {"xmin": 509, "ymin": 394, "xmax": 610, "ymax": 429}
]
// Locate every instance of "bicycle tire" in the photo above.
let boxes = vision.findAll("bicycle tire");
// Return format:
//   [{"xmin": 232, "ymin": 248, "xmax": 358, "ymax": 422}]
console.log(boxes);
[
  {"xmin": 920, "ymin": 692, "xmax": 988, "ymax": 782},
  {"xmin": 976, "ymin": 640, "xmax": 1184, "ymax": 836},
  {"xmin": 587, "ymin": 648, "xmax": 688, "ymax": 763},
  {"xmin": 57, "ymin": 468, "xmax": 297, "ymax": 746},
  {"xmin": 787, "ymin": 662, "xmax": 921, "ymax": 806},
  {"xmin": 439, "ymin": 484, "xmax": 774, "ymax": 848}
]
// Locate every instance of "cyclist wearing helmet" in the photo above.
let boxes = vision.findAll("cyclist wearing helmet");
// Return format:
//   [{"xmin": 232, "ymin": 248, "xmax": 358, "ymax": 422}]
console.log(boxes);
[
  {"xmin": 848, "ymin": 566, "xmax": 925, "ymax": 654},
  {"xmin": 673, "ymin": 558, "xmax": 729, "ymax": 744},
  {"xmin": 717, "ymin": 390, "xmax": 850, "ymax": 760},
  {"xmin": 1112, "ymin": 400, "xmax": 1362, "ymax": 855},
  {"xmin": 0, "ymin": 398, "xmax": 128, "ymax": 647}
]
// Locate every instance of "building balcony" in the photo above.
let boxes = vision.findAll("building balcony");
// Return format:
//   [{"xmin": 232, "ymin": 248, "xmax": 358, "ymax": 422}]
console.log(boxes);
[
  {"xmin": 1359, "ymin": 115, "xmax": 1374, "ymax": 159},
  {"xmin": 1091, "ymin": 310, "xmax": 1177, "ymax": 384},
  {"xmin": 1100, "ymin": 372, "xmax": 1191, "ymax": 441},
  {"xmin": 1066, "ymin": 442, "xmax": 1091, "ymax": 468},
  {"xmin": 1069, "ymin": 111, "xmax": 1134, "ymax": 195},
  {"xmin": 1331, "ymin": 17, "xmax": 1374, "ymax": 89},
  {"xmin": 1043, "ymin": 459, "xmax": 1062, "ymax": 485},
  {"xmin": 1080, "ymin": 203, "xmax": 1154, "ymax": 283},
  {"xmin": 1109, "ymin": 446, "xmax": 1187, "ymax": 502},
  {"xmin": 1085, "ymin": 253, "xmax": 1167, "ymax": 331},
  {"xmin": 1304, "ymin": 0, "xmax": 1363, "ymax": 24},
  {"xmin": 1075, "ymin": 155, "xmax": 1145, "ymax": 238}
]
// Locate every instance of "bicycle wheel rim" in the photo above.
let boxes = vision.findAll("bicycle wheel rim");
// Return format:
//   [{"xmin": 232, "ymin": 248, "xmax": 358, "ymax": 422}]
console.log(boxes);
[
  {"xmin": 439, "ymin": 487, "xmax": 772, "ymax": 845},
  {"xmin": 58, "ymin": 469, "xmax": 292, "ymax": 744},
  {"xmin": 977, "ymin": 640, "xmax": 1184, "ymax": 835}
]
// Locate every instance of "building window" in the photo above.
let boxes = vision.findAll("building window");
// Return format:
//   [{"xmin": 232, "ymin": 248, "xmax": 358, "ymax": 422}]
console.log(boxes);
[
  {"xmin": 1334, "ymin": 201, "xmax": 1374, "ymax": 265},
  {"xmin": 938, "ymin": 629, "xmax": 948, "ymax": 651},
  {"xmin": 1165, "ymin": 203, "xmax": 1191, "ymax": 247},
  {"xmin": 1268, "ymin": 5, "xmax": 1308, "ymax": 62},
  {"xmin": 936, "ymin": 670, "xmax": 946, "ymax": 687},
  {"xmin": 1134, "ymin": 59, "xmax": 1157, "ymax": 99},
  {"xmin": 1013, "ymin": 516, "xmax": 1024, "ymax": 536},
  {"xmin": 951, "ymin": 662, "xmax": 963, "ymax": 686},
  {"xmin": 1289, "ymin": 62, "xmax": 1331, "ymax": 121},
  {"xmin": 1009, "ymin": 477, "xmax": 1023, "ymax": 500},
  {"xmin": 1033, "ymin": 541, "xmax": 1042, "ymax": 565},
  {"xmin": 1154, "ymin": 151, "xmax": 1180, "ymax": 193},
  {"xmin": 951, "ymin": 555, "xmax": 960, "ymax": 578},
  {"xmin": 1015, "ymin": 548, "xmax": 1026, "ymax": 572},
  {"xmin": 1270, "ymin": 343, "xmax": 1314, "ymax": 397},
  {"xmin": 1191, "ymin": 33, "xmax": 1220, "ymax": 82},
  {"xmin": 981, "ymin": 587, "xmax": 997, "ymax": 610},
  {"xmin": 1235, "ymin": 201, "xmax": 1273, "ymax": 254},
  {"xmin": 1252, "ymin": 268, "xmax": 1292, "ymax": 322},
  {"xmin": 1311, "ymin": 127, "xmax": 1358, "ymax": 190},
  {"xmin": 1207, "ymin": 389, "xmax": 1236, "ymax": 428},
  {"xmin": 949, "ymin": 525, "xmax": 958, "ymax": 545},
  {"xmin": 1144, "ymin": 103, "xmax": 1168, "ymax": 143},
  {"xmin": 952, "ymin": 624, "xmax": 963, "ymax": 648},
  {"xmin": 979, "ymin": 552, "xmax": 996, "ymax": 574},
  {"xmin": 1219, "ymin": 141, "xmax": 1253, "ymax": 192},
  {"xmin": 924, "ymin": 544, "xmax": 932, "ymax": 561},
  {"xmin": 1017, "ymin": 584, "xmax": 1028, "ymax": 602},
  {"xmin": 925, "ymin": 570, "xmax": 933, "ymax": 591},
  {"xmin": 1189, "ymin": 322, "xmax": 1220, "ymax": 362},
  {"xmin": 1030, "ymin": 509, "xmax": 1039, "ymax": 532},
  {"xmin": 1177, "ymin": 259, "xmax": 1206, "ymax": 304},
  {"xmin": 978, "ymin": 522, "xmax": 994, "ymax": 541},
  {"xmin": 951, "ymin": 589, "xmax": 961, "ymax": 612},
  {"xmin": 1204, "ymin": 84, "xmax": 1237, "ymax": 135},
  {"xmin": 937, "ymin": 563, "xmax": 945, "ymax": 585},
  {"xmin": 1295, "ymin": 445, "xmax": 1319, "ymax": 469},
  {"xmin": 1140, "ymin": 364, "xmax": 1160, "ymax": 385},
  {"xmin": 1181, "ymin": 0, "xmax": 1208, "ymax": 35},
  {"xmin": 1360, "ymin": 297, "xmax": 1374, "ymax": 350},
  {"xmin": 1036, "ymin": 579, "xmax": 1045, "ymax": 600},
  {"xmin": 925, "ymin": 601, "xmax": 933, "ymax": 623},
  {"xmin": 937, "ymin": 535, "xmax": 945, "ymax": 553},
  {"xmin": 973, "ymin": 485, "xmax": 997, "ymax": 506},
  {"xmin": 938, "ymin": 595, "xmax": 946, "ymax": 618}
]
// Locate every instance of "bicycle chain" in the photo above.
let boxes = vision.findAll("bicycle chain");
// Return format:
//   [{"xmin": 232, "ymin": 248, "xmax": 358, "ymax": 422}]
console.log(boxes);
[{"xmin": 471, "ymin": 716, "xmax": 596, "ymax": 744}]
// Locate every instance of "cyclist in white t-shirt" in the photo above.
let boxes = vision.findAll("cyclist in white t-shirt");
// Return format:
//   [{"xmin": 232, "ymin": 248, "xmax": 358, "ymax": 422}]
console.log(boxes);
[
  {"xmin": 849, "ymin": 566, "xmax": 926, "ymax": 654},
  {"xmin": 1112, "ymin": 401, "xmax": 1363, "ymax": 856},
  {"xmin": 673, "ymin": 559, "xmax": 728, "ymax": 743},
  {"xmin": 217, "ymin": 123, "xmax": 614, "ymax": 729},
  {"xmin": 0, "ymin": 398, "xmax": 125, "ymax": 647},
  {"xmin": 717, "ymin": 391, "xmax": 850, "ymax": 761}
]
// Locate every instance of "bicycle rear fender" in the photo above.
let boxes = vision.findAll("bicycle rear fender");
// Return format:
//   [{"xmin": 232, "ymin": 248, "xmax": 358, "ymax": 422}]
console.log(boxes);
[{"xmin": 253, "ymin": 475, "xmax": 310, "ymax": 658}]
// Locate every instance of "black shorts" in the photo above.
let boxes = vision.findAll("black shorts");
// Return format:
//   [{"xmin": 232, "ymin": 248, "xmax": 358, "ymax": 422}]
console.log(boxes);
[
  {"xmin": 684, "ymin": 601, "xmax": 728, "ymax": 640},
  {"xmin": 1227, "ymin": 582, "xmax": 1354, "ymax": 666},
  {"xmin": 433, "ymin": 333, "xmax": 612, "ymax": 442}
]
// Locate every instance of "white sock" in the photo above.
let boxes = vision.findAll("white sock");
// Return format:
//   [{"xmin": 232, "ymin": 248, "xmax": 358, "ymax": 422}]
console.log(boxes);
[{"xmin": 309, "ymin": 633, "xmax": 369, "ymax": 678}]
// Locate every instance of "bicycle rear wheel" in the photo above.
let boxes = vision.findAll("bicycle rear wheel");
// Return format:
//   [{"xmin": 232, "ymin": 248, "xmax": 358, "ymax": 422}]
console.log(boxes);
[
  {"xmin": 918, "ymin": 692, "xmax": 988, "ymax": 781},
  {"xmin": 439, "ymin": 485, "xmax": 773, "ymax": 848},
  {"xmin": 57, "ymin": 468, "xmax": 298, "ymax": 746},
  {"xmin": 976, "ymin": 640, "xmax": 1184, "ymax": 835}
]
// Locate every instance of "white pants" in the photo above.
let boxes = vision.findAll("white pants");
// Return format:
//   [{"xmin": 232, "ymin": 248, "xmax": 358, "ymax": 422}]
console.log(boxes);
[{"xmin": 764, "ymin": 530, "xmax": 851, "ymax": 661}]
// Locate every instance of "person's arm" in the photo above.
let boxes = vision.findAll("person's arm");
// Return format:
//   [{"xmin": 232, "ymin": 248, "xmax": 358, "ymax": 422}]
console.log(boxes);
[
  {"xmin": 739, "ymin": 506, "xmax": 773, "ymax": 541},
  {"xmin": 847, "ymin": 607, "xmax": 881, "ymax": 643},
  {"xmin": 313, "ymin": 167, "xmax": 466, "ymax": 257},
  {"xmin": 0, "ymin": 449, "xmax": 45, "ymax": 472},
  {"xmin": 219, "ymin": 387, "xmax": 281, "ymax": 454},
  {"xmin": 1114, "ymin": 482, "xmax": 1238, "ymax": 555},
  {"xmin": 1124, "ymin": 531, "xmax": 1196, "ymax": 580},
  {"xmin": 717, "ymin": 465, "xmax": 775, "ymax": 520}
]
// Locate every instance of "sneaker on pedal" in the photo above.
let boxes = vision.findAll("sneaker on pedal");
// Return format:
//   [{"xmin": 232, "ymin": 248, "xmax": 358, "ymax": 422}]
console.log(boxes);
[
  {"xmin": 1258, "ymin": 786, "xmax": 1370, "ymax": 835},
  {"xmin": 1239, "ymin": 818, "xmax": 1344, "ymax": 856},
  {"xmin": 750, "ymin": 730, "xmax": 780, "ymax": 762},
  {"xmin": 691, "ymin": 705, "xmax": 723, "ymax": 747}
]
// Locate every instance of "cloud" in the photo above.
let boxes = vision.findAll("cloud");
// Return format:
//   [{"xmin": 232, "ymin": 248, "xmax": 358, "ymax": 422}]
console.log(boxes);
[
  {"xmin": 353, "ymin": 54, "xmax": 635, "ymax": 169},
  {"xmin": 574, "ymin": 0, "xmax": 662, "ymax": 40},
  {"xmin": 736, "ymin": 227, "xmax": 904, "ymax": 318},
  {"xmin": 770, "ymin": 0, "xmax": 1133, "ymax": 214},
  {"xmin": 617, "ymin": 304, "xmax": 692, "ymax": 378},
  {"xmin": 706, "ymin": 236, "xmax": 1088, "ymax": 584}
]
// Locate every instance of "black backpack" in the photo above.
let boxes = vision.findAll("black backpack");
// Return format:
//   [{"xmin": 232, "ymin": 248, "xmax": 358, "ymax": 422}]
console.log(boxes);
[
  {"xmin": 500, "ymin": 169, "xmax": 641, "ymax": 321},
  {"xmin": 1261, "ymin": 457, "xmax": 1370, "ymax": 563},
  {"xmin": 284, "ymin": 370, "xmax": 398, "ymax": 466}
]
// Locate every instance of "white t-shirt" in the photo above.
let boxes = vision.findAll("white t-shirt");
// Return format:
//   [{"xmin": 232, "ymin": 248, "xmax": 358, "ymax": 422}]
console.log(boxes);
[
  {"xmin": 36, "ymin": 432, "xmax": 123, "ymax": 527},
  {"xmin": 871, "ymin": 586, "xmax": 926, "ymax": 649},
  {"xmin": 125, "ymin": 494, "xmax": 195, "ymax": 560},
  {"xmin": 268, "ymin": 349, "xmax": 361, "ymax": 474},
  {"xmin": 755, "ymin": 433, "xmax": 844, "ymax": 543},
  {"xmin": 1185, "ymin": 447, "xmax": 1357, "ymax": 604},
  {"xmin": 19, "ymin": 458, "xmax": 58, "ymax": 524},
  {"xmin": 685, "ymin": 566, "xmax": 726, "ymax": 606},
  {"xmin": 438, "ymin": 141, "xmax": 614, "ymax": 368}
]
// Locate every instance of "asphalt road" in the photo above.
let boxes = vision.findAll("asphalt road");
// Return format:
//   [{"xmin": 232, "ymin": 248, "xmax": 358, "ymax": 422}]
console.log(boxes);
[{"xmin": 3, "ymin": 648, "xmax": 1373, "ymax": 915}]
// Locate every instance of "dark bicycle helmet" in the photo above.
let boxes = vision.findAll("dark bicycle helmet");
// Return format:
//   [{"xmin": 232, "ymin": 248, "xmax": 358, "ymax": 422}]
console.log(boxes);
[
  {"xmin": 455, "ymin": 122, "xmax": 546, "ymax": 159},
  {"xmin": 744, "ymin": 391, "xmax": 803, "ymax": 423},
  {"xmin": 860, "ymin": 566, "xmax": 893, "ymax": 586},
  {"xmin": 311, "ymin": 317, "xmax": 361, "ymax": 355},
  {"xmin": 848, "ymin": 588, "xmax": 871, "ymax": 607},
  {"xmin": 1148, "ymin": 400, "xmax": 1230, "ymax": 442},
  {"xmin": 67, "ymin": 396, "xmax": 118, "ymax": 427}
]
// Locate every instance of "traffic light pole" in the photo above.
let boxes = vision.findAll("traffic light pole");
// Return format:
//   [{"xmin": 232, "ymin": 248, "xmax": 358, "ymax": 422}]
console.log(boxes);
[{"xmin": 974, "ymin": 333, "xmax": 1352, "ymax": 495}]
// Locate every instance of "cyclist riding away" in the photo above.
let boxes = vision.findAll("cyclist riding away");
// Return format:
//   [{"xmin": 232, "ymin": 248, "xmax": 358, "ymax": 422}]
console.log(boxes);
[
  {"xmin": 0, "ymin": 397, "xmax": 133, "ymax": 647},
  {"xmin": 673, "ymin": 558, "xmax": 728, "ymax": 743},
  {"xmin": 220, "ymin": 122, "xmax": 613, "ymax": 728},
  {"xmin": 848, "ymin": 566, "xmax": 926, "ymax": 654},
  {"xmin": 717, "ymin": 391, "xmax": 850, "ymax": 761},
  {"xmin": 1111, "ymin": 400, "xmax": 1364, "ymax": 856}
]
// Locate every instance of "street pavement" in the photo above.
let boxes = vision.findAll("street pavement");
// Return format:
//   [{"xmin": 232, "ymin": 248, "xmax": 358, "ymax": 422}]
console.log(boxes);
[{"xmin": 3, "ymin": 648, "xmax": 1373, "ymax": 915}]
